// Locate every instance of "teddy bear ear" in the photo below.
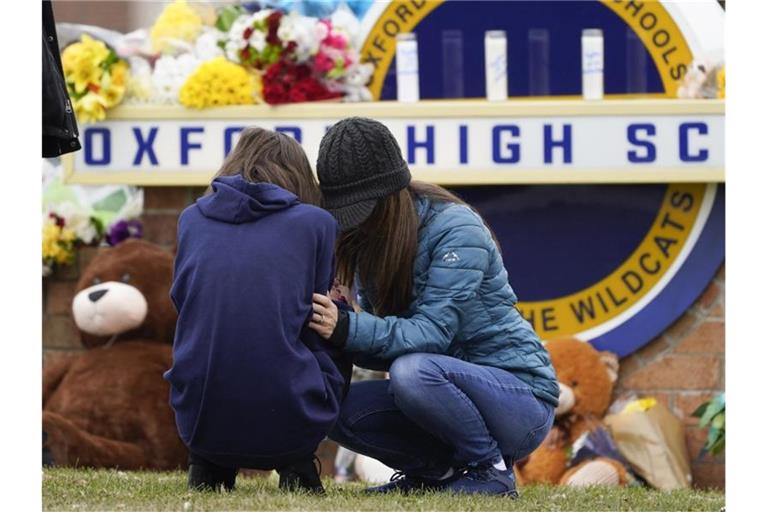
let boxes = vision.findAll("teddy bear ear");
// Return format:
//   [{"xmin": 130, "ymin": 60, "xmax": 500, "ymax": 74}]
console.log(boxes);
[{"xmin": 599, "ymin": 351, "xmax": 620, "ymax": 383}]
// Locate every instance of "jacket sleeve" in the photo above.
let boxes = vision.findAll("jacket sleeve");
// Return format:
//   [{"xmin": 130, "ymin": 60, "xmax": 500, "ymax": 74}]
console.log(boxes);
[
  {"xmin": 345, "ymin": 207, "xmax": 491, "ymax": 359},
  {"xmin": 300, "ymin": 212, "xmax": 339, "ymax": 353}
]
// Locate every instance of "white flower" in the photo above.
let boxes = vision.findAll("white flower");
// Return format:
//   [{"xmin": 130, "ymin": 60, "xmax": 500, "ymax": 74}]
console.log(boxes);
[
  {"xmin": 228, "ymin": 14, "xmax": 252, "ymax": 44},
  {"xmin": 225, "ymin": 40, "xmax": 241, "ymax": 63},
  {"xmin": 195, "ymin": 29, "xmax": 223, "ymax": 61},
  {"xmin": 278, "ymin": 12, "xmax": 318, "ymax": 62},
  {"xmin": 249, "ymin": 30, "xmax": 267, "ymax": 52},
  {"xmin": 252, "ymin": 9, "xmax": 272, "ymax": 25},
  {"xmin": 314, "ymin": 20, "xmax": 330, "ymax": 42},
  {"xmin": 330, "ymin": 5, "xmax": 362, "ymax": 47},
  {"xmin": 152, "ymin": 54, "xmax": 200, "ymax": 104},
  {"xmin": 51, "ymin": 202, "xmax": 99, "ymax": 244}
]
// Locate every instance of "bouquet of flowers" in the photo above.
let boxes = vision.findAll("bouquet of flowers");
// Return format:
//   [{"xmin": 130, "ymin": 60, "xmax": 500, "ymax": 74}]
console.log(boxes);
[
  {"xmin": 61, "ymin": 34, "xmax": 129, "ymax": 122},
  {"xmin": 42, "ymin": 214, "xmax": 77, "ymax": 276},
  {"xmin": 150, "ymin": 0, "xmax": 203, "ymax": 54},
  {"xmin": 217, "ymin": 6, "xmax": 371, "ymax": 104}
]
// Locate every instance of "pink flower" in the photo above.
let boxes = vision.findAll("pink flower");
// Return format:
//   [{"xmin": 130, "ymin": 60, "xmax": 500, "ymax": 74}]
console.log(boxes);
[
  {"xmin": 314, "ymin": 50, "xmax": 335, "ymax": 73},
  {"xmin": 324, "ymin": 31, "xmax": 348, "ymax": 50}
]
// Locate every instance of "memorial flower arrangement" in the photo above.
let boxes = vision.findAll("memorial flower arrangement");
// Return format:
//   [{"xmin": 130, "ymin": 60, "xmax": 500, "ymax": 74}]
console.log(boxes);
[
  {"xmin": 65, "ymin": 2, "xmax": 371, "ymax": 110},
  {"xmin": 61, "ymin": 34, "xmax": 129, "ymax": 122}
]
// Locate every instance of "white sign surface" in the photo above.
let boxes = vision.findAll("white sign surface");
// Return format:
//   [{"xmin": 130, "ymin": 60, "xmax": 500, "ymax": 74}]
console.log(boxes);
[{"xmin": 64, "ymin": 100, "xmax": 724, "ymax": 185}]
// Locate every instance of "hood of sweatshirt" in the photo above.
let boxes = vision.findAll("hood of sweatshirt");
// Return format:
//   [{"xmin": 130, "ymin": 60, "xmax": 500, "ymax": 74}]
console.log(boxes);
[{"xmin": 196, "ymin": 174, "xmax": 299, "ymax": 224}]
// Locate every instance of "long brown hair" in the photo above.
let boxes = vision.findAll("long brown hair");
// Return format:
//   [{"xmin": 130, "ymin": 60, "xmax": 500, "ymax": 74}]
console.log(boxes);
[
  {"xmin": 336, "ymin": 181, "xmax": 472, "ymax": 316},
  {"xmin": 211, "ymin": 127, "xmax": 321, "ymax": 206}
]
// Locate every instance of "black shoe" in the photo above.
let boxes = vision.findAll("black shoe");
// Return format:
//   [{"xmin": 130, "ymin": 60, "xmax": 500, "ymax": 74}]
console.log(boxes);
[
  {"xmin": 42, "ymin": 431, "xmax": 54, "ymax": 467},
  {"xmin": 187, "ymin": 461, "xmax": 238, "ymax": 492},
  {"xmin": 364, "ymin": 471, "xmax": 453, "ymax": 494},
  {"xmin": 278, "ymin": 457, "xmax": 325, "ymax": 494},
  {"xmin": 444, "ymin": 464, "xmax": 519, "ymax": 497}
]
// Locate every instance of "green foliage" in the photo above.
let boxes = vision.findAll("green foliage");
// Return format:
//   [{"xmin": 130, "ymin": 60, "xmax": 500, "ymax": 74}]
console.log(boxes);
[
  {"xmin": 692, "ymin": 392, "xmax": 725, "ymax": 456},
  {"xmin": 43, "ymin": 468, "xmax": 724, "ymax": 511},
  {"xmin": 215, "ymin": 5, "xmax": 246, "ymax": 32}
]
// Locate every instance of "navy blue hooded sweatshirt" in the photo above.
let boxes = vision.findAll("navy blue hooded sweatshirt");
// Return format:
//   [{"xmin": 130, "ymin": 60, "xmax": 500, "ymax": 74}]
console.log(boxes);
[{"xmin": 164, "ymin": 174, "xmax": 343, "ymax": 469}]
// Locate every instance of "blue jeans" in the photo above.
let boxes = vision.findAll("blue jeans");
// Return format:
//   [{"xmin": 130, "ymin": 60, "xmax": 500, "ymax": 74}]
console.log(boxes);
[{"xmin": 329, "ymin": 353, "xmax": 554, "ymax": 477}]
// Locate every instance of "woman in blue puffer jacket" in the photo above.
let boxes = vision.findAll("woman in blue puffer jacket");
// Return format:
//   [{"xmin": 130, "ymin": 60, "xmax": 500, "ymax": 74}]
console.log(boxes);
[{"xmin": 308, "ymin": 118, "xmax": 560, "ymax": 497}]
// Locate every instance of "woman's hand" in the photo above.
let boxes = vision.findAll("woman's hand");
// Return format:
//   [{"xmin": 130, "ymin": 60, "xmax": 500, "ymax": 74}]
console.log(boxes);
[{"xmin": 309, "ymin": 293, "xmax": 338, "ymax": 339}]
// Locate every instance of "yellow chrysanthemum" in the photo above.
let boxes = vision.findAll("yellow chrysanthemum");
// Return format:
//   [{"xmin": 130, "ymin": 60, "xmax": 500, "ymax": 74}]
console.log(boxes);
[
  {"xmin": 151, "ymin": 0, "xmax": 203, "ymax": 54},
  {"xmin": 179, "ymin": 57, "xmax": 256, "ymax": 108}
]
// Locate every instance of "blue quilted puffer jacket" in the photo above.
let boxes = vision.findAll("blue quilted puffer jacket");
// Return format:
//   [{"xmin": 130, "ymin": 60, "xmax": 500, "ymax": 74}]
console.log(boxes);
[{"xmin": 345, "ymin": 195, "xmax": 560, "ymax": 407}]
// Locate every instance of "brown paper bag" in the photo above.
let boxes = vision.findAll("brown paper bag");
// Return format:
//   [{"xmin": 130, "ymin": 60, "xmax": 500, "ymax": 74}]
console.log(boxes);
[{"xmin": 604, "ymin": 402, "xmax": 692, "ymax": 490}]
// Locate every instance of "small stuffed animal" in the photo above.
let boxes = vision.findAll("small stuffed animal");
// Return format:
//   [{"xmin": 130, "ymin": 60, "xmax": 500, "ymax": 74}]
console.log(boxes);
[
  {"xmin": 342, "ymin": 62, "xmax": 374, "ymax": 103},
  {"xmin": 514, "ymin": 338, "xmax": 629, "ymax": 486},
  {"xmin": 677, "ymin": 56, "xmax": 724, "ymax": 99},
  {"xmin": 43, "ymin": 239, "xmax": 187, "ymax": 470}
]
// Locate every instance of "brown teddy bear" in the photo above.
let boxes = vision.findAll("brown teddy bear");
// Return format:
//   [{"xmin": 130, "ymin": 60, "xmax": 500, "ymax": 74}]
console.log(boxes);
[
  {"xmin": 514, "ymin": 338, "xmax": 629, "ymax": 486},
  {"xmin": 43, "ymin": 239, "xmax": 187, "ymax": 470}
]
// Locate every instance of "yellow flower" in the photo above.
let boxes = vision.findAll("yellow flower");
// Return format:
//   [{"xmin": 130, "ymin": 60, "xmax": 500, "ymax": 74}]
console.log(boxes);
[
  {"xmin": 179, "ymin": 57, "xmax": 255, "ymax": 108},
  {"xmin": 42, "ymin": 222, "xmax": 76, "ymax": 266},
  {"xmin": 151, "ymin": 0, "xmax": 203, "ymax": 54},
  {"xmin": 62, "ymin": 34, "xmax": 130, "ymax": 122},
  {"xmin": 717, "ymin": 66, "xmax": 725, "ymax": 99},
  {"xmin": 622, "ymin": 397, "xmax": 657, "ymax": 414},
  {"xmin": 74, "ymin": 93, "xmax": 108, "ymax": 123}
]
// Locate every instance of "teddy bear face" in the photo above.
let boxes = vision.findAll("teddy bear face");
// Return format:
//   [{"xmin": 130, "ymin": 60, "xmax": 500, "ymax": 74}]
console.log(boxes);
[
  {"xmin": 547, "ymin": 339, "xmax": 618, "ymax": 419},
  {"xmin": 72, "ymin": 239, "xmax": 176, "ymax": 348}
]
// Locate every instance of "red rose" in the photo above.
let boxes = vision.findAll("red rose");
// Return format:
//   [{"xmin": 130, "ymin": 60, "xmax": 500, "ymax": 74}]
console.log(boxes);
[{"xmin": 266, "ymin": 11, "xmax": 283, "ymax": 45}]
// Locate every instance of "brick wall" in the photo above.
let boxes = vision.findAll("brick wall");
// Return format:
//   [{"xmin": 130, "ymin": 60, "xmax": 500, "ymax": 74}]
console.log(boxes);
[
  {"xmin": 614, "ymin": 265, "xmax": 725, "ymax": 489},
  {"xmin": 42, "ymin": 186, "xmax": 726, "ymax": 488}
]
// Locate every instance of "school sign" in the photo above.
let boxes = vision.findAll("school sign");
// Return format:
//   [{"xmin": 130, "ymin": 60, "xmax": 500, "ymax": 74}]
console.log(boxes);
[
  {"xmin": 61, "ymin": 0, "xmax": 725, "ymax": 357},
  {"xmin": 64, "ymin": 100, "xmax": 723, "ymax": 186}
]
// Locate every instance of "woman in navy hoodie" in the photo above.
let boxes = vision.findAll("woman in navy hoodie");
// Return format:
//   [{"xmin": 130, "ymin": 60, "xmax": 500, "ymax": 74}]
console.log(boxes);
[{"xmin": 165, "ymin": 128, "xmax": 349, "ymax": 493}]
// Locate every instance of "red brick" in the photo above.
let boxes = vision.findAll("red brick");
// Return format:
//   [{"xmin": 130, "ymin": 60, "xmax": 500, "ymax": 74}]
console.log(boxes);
[
  {"xmin": 696, "ymin": 281, "xmax": 721, "ymax": 311},
  {"xmin": 674, "ymin": 321, "xmax": 724, "ymax": 354},
  {"xmin": 77, "ymin": 246, "xmax": 100, "ymax": 273},
  {"xmin": 715, "ymin": 263, "xmax": 725, "ymax": 283},
  {"xmin": 634, "ymin": 336, "xmax": 670, "ymax": 363},
  {"xmin": 691, "ymin": 463, "xmax": 725, "ymax": 490},
  {"xmin": 43, "ymin": 315, "xmax": 82, "ymax": 349},
  {"xmin": 616, "ymin": 354, "xmax": 643, "ymax": 388},
  {"xmin": 49, "ymin": 260, "xmax": 79, "ymax": 281},
  {"xmin": 675, "ymin": 392, "xmax": 716, "ymax": 425},
  {"xmin": 686, "ymin": 425, "xmax": 725, "ymax": 464},
  {"xmin": 140, "ymin": 213, "xmax": 179, "ymax": 246},
  {"xmin": 144, "ymin": 187, "xmax": 192, "ymax": 210},
  {"xmin": 663, "ymin": 311, "xmax": 699, "ymax": 342},
  {"xmin": 708, "ymin": 300, "xmax": 724, "ymax": 319},
  {"xmin": 45, "ymin": 280, "xmax": 77, "ymax": 315},
  {"xmin": 622, "ymin": 355, "xmax": 720, "ymax": 390}
]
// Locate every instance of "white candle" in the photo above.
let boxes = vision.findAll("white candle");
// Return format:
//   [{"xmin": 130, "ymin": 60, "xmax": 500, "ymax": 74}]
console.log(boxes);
[
  {"xmin": 396, "ymin": 33, "xmax": 420, "ymax": 103},
  {"xmin": 484, "ymin": 30, "xmax": 508, "ymax": 102},
  {"xmin": 581, "ymin": 29, "xmax": 604, "ymax": 100}
]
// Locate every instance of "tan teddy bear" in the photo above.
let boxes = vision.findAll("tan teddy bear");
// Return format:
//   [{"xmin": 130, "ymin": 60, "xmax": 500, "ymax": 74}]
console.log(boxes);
[{"xmin": 514, "ymin": 338, "xmax": 629, "ymax": 486}]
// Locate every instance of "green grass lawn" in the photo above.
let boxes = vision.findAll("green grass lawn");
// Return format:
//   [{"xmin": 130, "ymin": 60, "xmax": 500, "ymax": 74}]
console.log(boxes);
[{"xmin": 43, "ymin": 468, "xmax": 724, "ymax": 511}]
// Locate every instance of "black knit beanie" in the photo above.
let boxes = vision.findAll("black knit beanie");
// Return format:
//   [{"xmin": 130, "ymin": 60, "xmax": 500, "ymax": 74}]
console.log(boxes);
[{"xmin": 316, "ymin": 117, "xmax": 412, "ymax": 231}]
